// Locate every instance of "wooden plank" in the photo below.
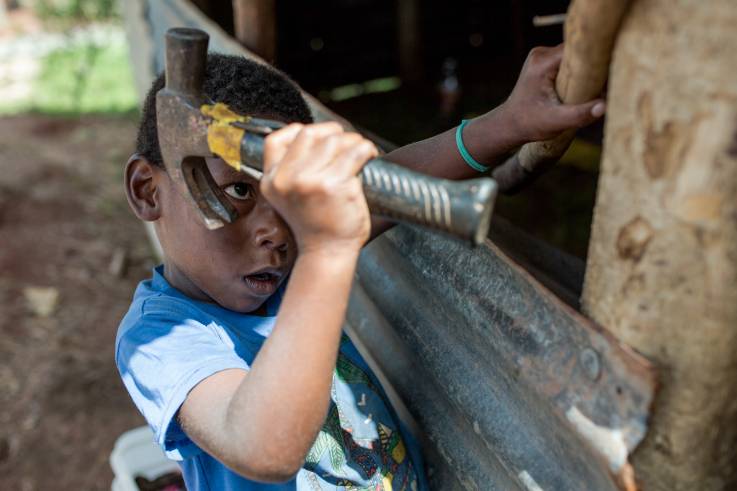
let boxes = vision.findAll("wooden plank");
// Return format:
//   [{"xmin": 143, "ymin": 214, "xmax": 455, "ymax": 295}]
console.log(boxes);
[
  {"xmin": 396, "ymin": 0, "xmax": 422, "ymax": 85},
  {"xmin": 232, "ymin": 0, "xmax": 276, "ymax": 62}
]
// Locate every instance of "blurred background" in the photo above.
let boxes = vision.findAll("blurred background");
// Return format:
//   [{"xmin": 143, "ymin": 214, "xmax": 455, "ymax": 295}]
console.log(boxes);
[
  {"xmin": 0, "ymin": 0, "xmax": 600, "ymax": 489},
  {"xmin": 0, "ymin": 2, "xmax": 154, "ymax": 490}
]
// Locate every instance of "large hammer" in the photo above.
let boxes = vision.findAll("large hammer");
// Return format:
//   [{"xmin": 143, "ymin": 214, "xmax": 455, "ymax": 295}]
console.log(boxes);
[{"xmin": 157, "ymin": 27, "xmax": 497, "ymax": 245}]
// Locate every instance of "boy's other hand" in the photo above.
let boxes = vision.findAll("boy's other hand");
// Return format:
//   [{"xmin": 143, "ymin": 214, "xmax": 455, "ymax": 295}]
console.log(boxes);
[
  {"xmin": 261, "ymin": 122, "xmax": 377, "ymax": 257},
  {"xmin": 498, "ymin": 44, "xmax": 606, "ymax": 143}
]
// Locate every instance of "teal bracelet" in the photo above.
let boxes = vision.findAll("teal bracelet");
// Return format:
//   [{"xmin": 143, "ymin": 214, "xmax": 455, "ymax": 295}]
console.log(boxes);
[{"xmin": 455, "ymin": 119, "xmax": 490, "ymax": 173}]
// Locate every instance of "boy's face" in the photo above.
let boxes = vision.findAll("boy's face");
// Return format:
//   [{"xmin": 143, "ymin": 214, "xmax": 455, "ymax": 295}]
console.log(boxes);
[{"xmin": 128, "ymin": 154, "xmax": 297, "ymax": 313}]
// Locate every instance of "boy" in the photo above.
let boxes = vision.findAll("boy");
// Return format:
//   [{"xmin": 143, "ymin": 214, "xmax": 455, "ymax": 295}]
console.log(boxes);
[{"xmin": 117, "ymin": 46, "xmax": 603, "ymax": 489}]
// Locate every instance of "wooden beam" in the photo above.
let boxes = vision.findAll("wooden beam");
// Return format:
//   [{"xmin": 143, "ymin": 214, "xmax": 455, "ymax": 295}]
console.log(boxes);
[
  {"xmin": 232, "ymin": 0, "xmax": 276, "ymax": 63},
  {"xmin": 396, "ymin": 0, "xmax": 422, "ymax": 85}
]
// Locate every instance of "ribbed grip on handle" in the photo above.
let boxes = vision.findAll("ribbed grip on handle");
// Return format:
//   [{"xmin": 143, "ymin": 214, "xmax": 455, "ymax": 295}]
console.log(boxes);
[
  {"xmin": 361, "ymin": 158, "xmax": 497, "ymax": 245},
  {"xmin": 237, "ymin": 128, "xmax": 497, "ymax": 245}
]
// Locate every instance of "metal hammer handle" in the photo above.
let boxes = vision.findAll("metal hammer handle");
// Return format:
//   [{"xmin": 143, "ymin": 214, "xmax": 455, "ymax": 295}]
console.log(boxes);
[
  {"xmin": 242, "ymin": 132, "xmax": 496, "ymax": 245},
  {"xmin": 360, "ymin": 159, "xmax": 495, "ymax": 245}
]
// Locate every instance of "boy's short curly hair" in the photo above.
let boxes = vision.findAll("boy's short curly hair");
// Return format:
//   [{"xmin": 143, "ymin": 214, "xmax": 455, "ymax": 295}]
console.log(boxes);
[{"xmin": 136, "ymin": 53, "xmax": 313, "ymax": 165}]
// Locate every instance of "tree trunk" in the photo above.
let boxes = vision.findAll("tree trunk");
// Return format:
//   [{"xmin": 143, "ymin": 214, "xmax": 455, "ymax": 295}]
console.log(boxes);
[{"xmin": 582, "ymin": 1, "xmax": 737, "ymax": 489}]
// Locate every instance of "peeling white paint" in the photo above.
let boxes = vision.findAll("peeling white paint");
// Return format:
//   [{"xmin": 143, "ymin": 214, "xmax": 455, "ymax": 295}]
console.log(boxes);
[
  {"xmin": 518, "ymin": 470, "xmax": 544, "ymax": 491},
  {"xmin": 566, "ymin": 406, "xmax": 628, "ymax": 472}
]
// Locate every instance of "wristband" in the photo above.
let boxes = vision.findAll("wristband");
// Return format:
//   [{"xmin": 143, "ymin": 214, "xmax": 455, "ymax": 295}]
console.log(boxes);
[{"xmin": 455, "ymin": 119, "xmax": 490, "ymax": 173}]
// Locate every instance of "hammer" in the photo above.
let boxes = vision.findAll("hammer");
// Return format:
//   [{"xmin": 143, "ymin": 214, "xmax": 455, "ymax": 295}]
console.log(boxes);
[{"xmin": 156, "ymin": 28, "xmax": 497, "ymax": 245}]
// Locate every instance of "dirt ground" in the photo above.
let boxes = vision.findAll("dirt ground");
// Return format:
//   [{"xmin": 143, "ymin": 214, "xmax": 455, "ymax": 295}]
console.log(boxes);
[{"xmin": 0, "ymin": 114, "xmax": 157, "ymax": 490}]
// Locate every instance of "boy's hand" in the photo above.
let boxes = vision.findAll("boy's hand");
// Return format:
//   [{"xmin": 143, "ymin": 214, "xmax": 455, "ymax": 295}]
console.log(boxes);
[
  {"xmin": 498, "ymin": 44, "xmax": 606, "ymax": 143},
  {"xmin": 261, "ymin": 122, "xmax": 378, "ymax": 256}
]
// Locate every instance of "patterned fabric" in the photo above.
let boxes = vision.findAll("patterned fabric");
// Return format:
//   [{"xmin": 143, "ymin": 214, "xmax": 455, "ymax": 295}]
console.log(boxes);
[{"xmin": 299, "ymin": 340, "xmax": 419, "ymax": 490}]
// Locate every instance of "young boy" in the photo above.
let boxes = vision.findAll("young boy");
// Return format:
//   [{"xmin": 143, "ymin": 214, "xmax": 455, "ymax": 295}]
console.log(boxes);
[{"xmin": 117, "ymin": 46, "xmax": 603, "ymax": 490}]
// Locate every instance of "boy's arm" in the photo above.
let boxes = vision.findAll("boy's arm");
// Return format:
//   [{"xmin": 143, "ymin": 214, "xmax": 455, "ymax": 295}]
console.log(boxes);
[
  {"xmin": 371, "ymin": 44, "xmax": 605, "ymax": 238},
  {"xmin": 179, "ymin": 249, "xmax": 358, "ymax": 481},
  {"xmin": 178, "ymin": 123, "xmax": 377, "ymax": 482}
]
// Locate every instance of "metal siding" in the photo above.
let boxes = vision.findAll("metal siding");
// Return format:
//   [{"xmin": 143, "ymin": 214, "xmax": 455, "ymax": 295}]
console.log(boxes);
[{"xmin": 351, "ymin": 227, "xmax": 654, "ymax": 489}]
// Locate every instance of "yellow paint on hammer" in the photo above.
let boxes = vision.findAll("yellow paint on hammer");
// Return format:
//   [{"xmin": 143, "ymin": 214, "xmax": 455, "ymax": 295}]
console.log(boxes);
[{"xmin": 201, "ymin": 102, "xmax": 250, "ymax": 171}]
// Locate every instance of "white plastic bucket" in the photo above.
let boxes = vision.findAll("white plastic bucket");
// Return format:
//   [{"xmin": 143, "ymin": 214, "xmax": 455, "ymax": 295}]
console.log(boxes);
[{"xmin": 110, "ymin": 426, "xmax": 180, "ymax": 491}]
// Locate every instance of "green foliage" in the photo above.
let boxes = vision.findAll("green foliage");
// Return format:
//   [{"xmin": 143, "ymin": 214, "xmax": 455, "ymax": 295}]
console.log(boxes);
[
  {"xmin": 30, "ymin": 0, "xmax": 119, "ymax": 23},
  {"xmin": 0, "ymin": 35, "xmax": 139, "ymax": 116},
  {"xmin": 33, "ymin": 40, "xmax": 137, "ymax": 114}
]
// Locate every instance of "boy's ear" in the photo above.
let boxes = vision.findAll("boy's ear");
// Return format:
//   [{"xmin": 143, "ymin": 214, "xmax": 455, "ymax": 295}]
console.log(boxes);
[{"xmin": 124, "ymin": 154, "xmax": 163, "ymax": 222}]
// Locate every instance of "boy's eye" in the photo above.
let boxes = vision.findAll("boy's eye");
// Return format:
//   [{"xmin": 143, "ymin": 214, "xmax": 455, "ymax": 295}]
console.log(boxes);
[{"xmin": 223, "ymin": 182, "xmax": 255, "ymax": 201}]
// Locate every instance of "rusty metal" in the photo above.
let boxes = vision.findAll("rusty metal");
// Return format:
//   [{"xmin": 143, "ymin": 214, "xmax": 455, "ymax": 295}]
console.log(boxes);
[
  {"xmin": 156, "ymin": 28, "xmax": 235, "ymax": 229},
  {"xmin": 156, "ymin": 27, "xmax": 497, "ymax": 244},
  {"xmin": 125, "ymin": 2, "xmax": 657, "ymax": 489}
]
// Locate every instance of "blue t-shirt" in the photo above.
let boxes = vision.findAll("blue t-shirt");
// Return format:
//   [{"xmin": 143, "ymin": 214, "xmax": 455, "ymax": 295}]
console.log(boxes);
[{"xmin": 115, "ymin": 266, "xmax": 427, "ymax": 490}]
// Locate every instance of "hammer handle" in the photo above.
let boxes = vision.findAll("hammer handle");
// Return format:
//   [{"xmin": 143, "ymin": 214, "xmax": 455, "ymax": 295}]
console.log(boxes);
[
  {"xmin": 360, "ymin": 158, "xmax": 495, "ymax": 245},
  {"xmin": 242, "ymin": 133, "xmax": 496, "ymax": 244}
]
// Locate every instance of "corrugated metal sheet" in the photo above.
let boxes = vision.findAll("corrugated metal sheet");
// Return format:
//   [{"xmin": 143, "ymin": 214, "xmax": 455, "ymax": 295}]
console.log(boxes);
[
  {"xmin": 122, "ymin": 1, "xmax": 656, "ymax": 488},
  {"xmin": 349, "ymin": 227, "xmax": 654, "ymax": 490}
]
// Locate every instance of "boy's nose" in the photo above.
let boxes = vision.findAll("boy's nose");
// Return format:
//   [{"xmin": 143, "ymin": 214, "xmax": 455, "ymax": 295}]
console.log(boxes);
[{"xmin": 251, "ymin": 201, "xmax": 290, "ymax": 253}]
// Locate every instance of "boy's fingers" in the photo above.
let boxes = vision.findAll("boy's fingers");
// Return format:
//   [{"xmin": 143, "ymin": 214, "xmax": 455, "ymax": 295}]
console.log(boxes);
[
  {"xmin": 543, "ymin": 49, "xmax": 563, "ymax": 75},
  {"xmin": 288, "ymin": 132, "xmax": 364, "ymax": 180},
  {"xmin": 305, "ymin": 132, "xmax": 365, "ymax": 174},
  {"xmin": 530, "ymin": 44, "xmax": 563, "ymax": 74},
  {"xmin": 283, "ymin": 122, "xmax": 344, "ymax": 161},
  {"xmin": 591, "ymin": 100, "xmax": 607, "ymax": 118},
  {"xmin": 327, "ymin": 140, "xmax": 378, "ymax": 181},
  {"xmin": 554, "ymin": 99, "xmax": 606, "ymax": 129},
  {"xmin": 263, "ymin": 123, "xmax": 304, "ymax": 174}
]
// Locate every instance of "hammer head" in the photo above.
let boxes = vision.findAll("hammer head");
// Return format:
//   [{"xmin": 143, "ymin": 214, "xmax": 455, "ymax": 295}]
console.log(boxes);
[{"xmin": 156, "ymin": 28, "xmax": 238, "ymax": 229}]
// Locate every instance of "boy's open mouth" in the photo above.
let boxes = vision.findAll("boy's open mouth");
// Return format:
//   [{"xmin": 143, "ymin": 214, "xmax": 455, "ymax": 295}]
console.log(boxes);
[{"xmin": 242, "ymin": 269, "xmax": 281, "ymax": 296}]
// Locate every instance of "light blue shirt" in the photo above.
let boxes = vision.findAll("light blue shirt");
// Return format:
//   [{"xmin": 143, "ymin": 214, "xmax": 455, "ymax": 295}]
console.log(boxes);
[{"xmin": 116, "ymin": 266, "xmax": 427, "ymax": 490}]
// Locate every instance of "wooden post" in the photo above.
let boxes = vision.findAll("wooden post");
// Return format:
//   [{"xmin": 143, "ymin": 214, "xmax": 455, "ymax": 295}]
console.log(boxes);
[
  {"xmin": 396, "ymin": 0, "xmax": 422, "ymax": 85},
  {"xmin": 582, "ymin": 0, "xmax": 737, "ymax": 489},
  {"xmin": 232, "ymin": 0, "xmax": 276, "ymax": 63},
  {"xmin": 0, "ymin": 0, "xmax": 8, "ymax": 29}
]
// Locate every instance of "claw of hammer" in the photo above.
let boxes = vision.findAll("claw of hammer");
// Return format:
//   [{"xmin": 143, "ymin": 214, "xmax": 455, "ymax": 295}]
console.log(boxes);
[
  {"xmin": 156, "ymin": 28, "xmax": 285, "ymax": 229},
  {"xmin": 156, "ymin": 28, "xmax": 237, "ymax": 229}
]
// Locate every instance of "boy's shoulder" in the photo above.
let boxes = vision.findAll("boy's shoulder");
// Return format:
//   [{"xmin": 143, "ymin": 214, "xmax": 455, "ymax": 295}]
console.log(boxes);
[
  {"xmin": 115, "ymin": 265, "xmax": 280, "ymax": 368},
  {"xmin": 116, "ymin": 266, "xmax": 209, "ymax": 344},
  {"xmin": 114, "ymin": 267, "xmax": 256, "ymax": 462}
]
